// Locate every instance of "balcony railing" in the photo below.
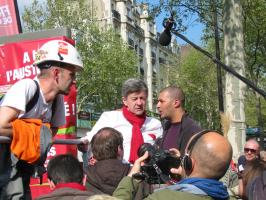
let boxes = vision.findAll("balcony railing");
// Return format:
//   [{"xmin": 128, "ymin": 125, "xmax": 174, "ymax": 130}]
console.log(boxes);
[
  {"xmin": 112, "ymin": 10, "xmax": 121, "ymax": 21},
  {"xmin": 135, "ymin": 24, "xmax": 144, "ymax": 35}
]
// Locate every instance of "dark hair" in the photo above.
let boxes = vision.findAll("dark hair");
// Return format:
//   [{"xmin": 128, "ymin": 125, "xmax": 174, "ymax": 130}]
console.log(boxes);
[
  {"xmin": 160, "ymin": 86, "xmax": 185, "ymax": 107},
  {"xmin": 121, "ymin": 78, "xmax": 148, "ymax": 98},
  {"xmin": 47, "ymin": 154, "xmax": 83, "ymax": 185},
  {"xmin": 242, "ymin": 160, "xmax": 266, "ymax": 199},
  {"xmin": 91, "ymin": 127, "xmax": 123, "ymax": 161}
]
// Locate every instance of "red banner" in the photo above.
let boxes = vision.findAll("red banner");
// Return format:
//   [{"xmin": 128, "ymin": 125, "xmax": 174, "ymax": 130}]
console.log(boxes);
[{"xmin": 0, "ymin": 0, "xmax": 21, "ymax": 36}]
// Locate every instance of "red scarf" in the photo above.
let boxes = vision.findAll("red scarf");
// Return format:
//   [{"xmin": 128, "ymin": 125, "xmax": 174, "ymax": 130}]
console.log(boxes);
[{"xmin": 122, "ymin": 106, "xmax": 146, "ymax": 163}]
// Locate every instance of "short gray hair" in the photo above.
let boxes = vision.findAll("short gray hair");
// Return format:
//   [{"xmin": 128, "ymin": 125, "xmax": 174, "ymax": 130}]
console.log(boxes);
[{"xmin": 121, "ymin": 78, "xmax": 148, "ymax": 98}]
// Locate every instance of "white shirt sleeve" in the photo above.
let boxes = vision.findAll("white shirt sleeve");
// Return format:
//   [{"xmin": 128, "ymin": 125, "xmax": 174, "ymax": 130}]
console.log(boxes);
[{"xmin": 1, "ymin": 79, "xmax": 37, "ymax": 114}]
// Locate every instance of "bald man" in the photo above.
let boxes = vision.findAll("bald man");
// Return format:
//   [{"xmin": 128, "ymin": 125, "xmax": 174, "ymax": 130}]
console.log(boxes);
[
  {"xmin": 156, "ymin": 86, "xmax": 201, "ymax": 156},
  {"xmin": 113, "ymin": 130, "xmax": 235, "ymax": 200},
  {"xmin": 237, "ymin": 139, "xmax": 260, "ymax": 173}
]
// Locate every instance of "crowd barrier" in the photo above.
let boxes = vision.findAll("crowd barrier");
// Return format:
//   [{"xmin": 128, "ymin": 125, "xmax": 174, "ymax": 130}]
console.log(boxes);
[{"xmin": 0, "ymin": 136, "xmax": 83, "ymax": 145}]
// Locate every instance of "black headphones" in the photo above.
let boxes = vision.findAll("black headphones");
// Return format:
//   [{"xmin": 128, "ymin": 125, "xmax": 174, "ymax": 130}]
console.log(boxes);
[{"xmin": 182, "ymin": 130, "xmax": 219, "ymax": 172}]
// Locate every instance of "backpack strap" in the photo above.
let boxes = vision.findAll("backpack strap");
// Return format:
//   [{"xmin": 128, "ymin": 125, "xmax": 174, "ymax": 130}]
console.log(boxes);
[
  {"xmin": 25, "ymin": 80, "xmax": 39, "ymax": 113},
  {"xmin": 51, "ymin": 95, "xmax": 57, "ymax": 118}
]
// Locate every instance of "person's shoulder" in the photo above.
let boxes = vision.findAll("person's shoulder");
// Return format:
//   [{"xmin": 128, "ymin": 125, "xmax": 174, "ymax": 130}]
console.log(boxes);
[
  {"xmin": 37, "ymin": 187, "xmax": 94, "ymax": 200},
  {"xmin": 181, "ymin": 113, "xmax": 201, "ymax": 133},
  {"xmin": 146, "ymin": 116, "xmax": 161, "ymax": 124},
  {"xmin": 144, "ymin": 117, "xmax": 162, "ymax": 131},
  {"xmin": 100, "ymin": 110, "xmax": 122, "ymax": 118},
  {"xmin": 183, "ymin": 113, "xmax": 200, "ymax": 125},
  {"xmin": 10, "ymin": 78, "xmax": 36, "ymax": 88},
  {"xmin": 16, "ymin": 78, "xmax": 35, "ymax": 84},
  {"xmin": 149, "ymin": 189, "xmax": 212, "ymax": 200},
  {"xmin": 104, "ymin": 110, "xmax": 122, "ymax": 114}
]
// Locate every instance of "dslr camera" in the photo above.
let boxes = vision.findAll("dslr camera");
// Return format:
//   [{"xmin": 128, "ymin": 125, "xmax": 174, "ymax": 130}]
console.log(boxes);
[{"xmin": 134, "ymin": 143, "xmax": 181, "ymax": 184}]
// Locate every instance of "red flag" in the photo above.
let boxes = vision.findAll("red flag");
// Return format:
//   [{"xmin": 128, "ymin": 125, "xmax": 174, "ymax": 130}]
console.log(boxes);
[{"xmin": 0, "ymin": 0, "xmax": 22, "ymax": 36}]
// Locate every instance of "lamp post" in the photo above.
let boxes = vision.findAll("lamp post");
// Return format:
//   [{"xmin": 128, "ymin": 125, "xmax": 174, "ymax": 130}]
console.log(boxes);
[{"xmin": 212, "ymin": 3, "xmax": 224, "ymax": 113}]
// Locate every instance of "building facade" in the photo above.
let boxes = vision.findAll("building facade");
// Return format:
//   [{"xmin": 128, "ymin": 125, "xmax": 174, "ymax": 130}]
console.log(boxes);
[{"xmin": 89, "ymin": 0, "xmax": 179, "ymax": 111}]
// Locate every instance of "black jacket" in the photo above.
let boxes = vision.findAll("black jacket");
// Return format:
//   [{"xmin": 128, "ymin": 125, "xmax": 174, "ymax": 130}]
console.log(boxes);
[{"xmin": 160, "ymin": 113, "xmax": 202, "ymax": 156}]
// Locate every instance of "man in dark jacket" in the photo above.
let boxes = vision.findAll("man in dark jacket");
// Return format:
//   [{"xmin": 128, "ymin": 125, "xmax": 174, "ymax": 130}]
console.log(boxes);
[
  {"xmin": 113, "ymin": 130, "xmax": 236, "ymax": 200},
  {"xmin": 86, "ymin": 127, "xmax": 131, "ymax": 195},
  {"xmin": 37, "ymin": 154, "xmax": 94, "ymax": 200},
  {"xmin": 86, "ymin": 127, "xmax": 151, "ymax": 199},
  {"xmin": 156, "ymin": 86, "xmax": 202, "ymax": 156}
]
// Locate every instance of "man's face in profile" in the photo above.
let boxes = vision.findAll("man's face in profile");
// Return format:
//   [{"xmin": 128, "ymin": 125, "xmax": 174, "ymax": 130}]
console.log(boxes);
[{"xmin": 122, "ymin": 91, "xmax": 147, "ymax": 116}]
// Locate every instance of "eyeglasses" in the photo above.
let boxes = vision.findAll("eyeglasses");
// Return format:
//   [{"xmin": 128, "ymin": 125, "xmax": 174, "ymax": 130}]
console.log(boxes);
[{"xmin": 244, "ymin": 148, "xmax": 257, "ymax": 154}]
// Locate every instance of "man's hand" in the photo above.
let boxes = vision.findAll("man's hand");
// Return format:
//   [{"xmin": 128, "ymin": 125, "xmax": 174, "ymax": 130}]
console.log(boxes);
[
  {"xmin": 89, "ymin": 156, "xmax": 97, "ymax": 166},
  {"xmin": 168, "ymin": 148, "xmax": 183, "ymax": 177},
  {"xmin": 169, "ymin": 148, "xmax": 181, "ymax": 158},
  {"xmin": 128, "ymin": 151, "xmax": 149, "ymax": 177},
  {"xmin": 80, "ymin": 136, "xmax": 89, "ymax": 144},
  {"xmin": 77, "ymin": 136, "xmax": 89, "ymax": 153}
]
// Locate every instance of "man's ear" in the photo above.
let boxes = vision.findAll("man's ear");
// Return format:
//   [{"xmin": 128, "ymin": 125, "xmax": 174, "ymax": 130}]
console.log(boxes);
[
  {"xmin": 122, "ymin": 97, "xmax": 127, "ymax": 107},
  {"xmin": 51, "ymin": 67, "xmax": 60, "ymax": 81},
  {"xmin": 173, "ymin": 99, "xmax": 181, "ymax": 108},
  {"xmin": 48, "ymin": 179, "xmax": 56, "ymax": 190},
  {"xmin": 117, "ymin": 145, "xmax": 124, "ymax": 160}
]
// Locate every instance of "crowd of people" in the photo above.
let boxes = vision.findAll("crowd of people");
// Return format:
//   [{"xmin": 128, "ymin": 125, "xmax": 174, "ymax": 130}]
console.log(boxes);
[{"xmin": 0, "ymin": 40, "xmax": 265, "ymax": 200}]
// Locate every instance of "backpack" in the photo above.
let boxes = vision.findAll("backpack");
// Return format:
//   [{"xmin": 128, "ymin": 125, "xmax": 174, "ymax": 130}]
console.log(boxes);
[
  {"xmin": 0, "ymin": 79, "xmax": 57, "ymax": 185},
  {"xmin": 0, "ymin": 80, "xmax": 39, "ymax": 188}
]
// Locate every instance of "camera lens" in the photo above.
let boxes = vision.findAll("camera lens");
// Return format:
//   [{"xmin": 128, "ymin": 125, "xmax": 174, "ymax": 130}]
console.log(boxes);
[{"xmin": 137, "ymin": 143, "xmax": 153, "ymax": 157}]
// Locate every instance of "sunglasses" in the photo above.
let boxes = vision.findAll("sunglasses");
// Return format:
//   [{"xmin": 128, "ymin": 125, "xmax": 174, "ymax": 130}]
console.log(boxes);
[{"xmin": 244, "ymin": 148, "xmax": 257, "ymax": 154}]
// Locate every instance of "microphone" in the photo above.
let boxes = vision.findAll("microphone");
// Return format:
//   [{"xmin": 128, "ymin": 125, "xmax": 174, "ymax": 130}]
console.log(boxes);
[
  {"xmin": 162, "ymin": 119, "xmax": 171, "ymax": 131},
  {"xmin": 159, "ymin": 16, "xmax": 176, "ymax": 46}
]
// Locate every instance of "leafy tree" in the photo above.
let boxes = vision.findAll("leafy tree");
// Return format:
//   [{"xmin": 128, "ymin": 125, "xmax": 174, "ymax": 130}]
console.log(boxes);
[
  {"xmin": 176, "ymin": 42, "xmax": 220, "ymax": 129},
  {"xmin": 22, "ymin": 0, "xmax": 138, "ymax": 112},
  {"xmin": 145, "ymin": 0, "xmax": 266, "ymax": 128},
  {"xmin": 242, "ymin": 0, "xmax": 266, "ymax": 128}
]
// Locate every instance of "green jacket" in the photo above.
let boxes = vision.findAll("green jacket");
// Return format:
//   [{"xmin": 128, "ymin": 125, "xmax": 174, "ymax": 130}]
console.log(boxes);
[{"xmin": 113, "ymin": 176, "xmax": 238, "ymax": 200}]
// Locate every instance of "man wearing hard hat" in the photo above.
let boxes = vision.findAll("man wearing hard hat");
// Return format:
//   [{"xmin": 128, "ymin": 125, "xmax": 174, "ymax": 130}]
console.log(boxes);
[{"xmin": 0, "ymin": 40, "xmax": 83, "ymax": 200}]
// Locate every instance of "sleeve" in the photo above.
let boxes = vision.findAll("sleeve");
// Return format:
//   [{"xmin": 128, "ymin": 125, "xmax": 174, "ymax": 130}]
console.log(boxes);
[
  {"xmin": 145, "ymin": 118, "xmax": 163, "ymax": 142},
  {"xmin": 50, "ymin": 95, "xmax": 66, "ymax": 128},
  {"xmin": 152, "ymin": 119, "xmax": 163, "ymax": 140},
  {"xmin": 113, "ymin": 176, "xmax": 140, "ymax": 200},
  {"xmin": 85, "ymin": 112, "xmax": 111, "ymax": 142},
  {"xmin": 1, "ymin": 79, "xmax": 37, "ymax": 113}
]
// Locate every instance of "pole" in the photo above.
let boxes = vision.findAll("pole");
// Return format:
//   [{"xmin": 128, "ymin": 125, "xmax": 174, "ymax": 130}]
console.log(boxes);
[
  {"xmin": 13, "ymin": 0, "xmax": 22, "ymax": 33},
  {"xmin": 171, "ymin": 29, "xmax": 266, "ymax": 98},
  {"xmin": 213, "ymin": 3, "xmax": 224, "ymax": 112}
]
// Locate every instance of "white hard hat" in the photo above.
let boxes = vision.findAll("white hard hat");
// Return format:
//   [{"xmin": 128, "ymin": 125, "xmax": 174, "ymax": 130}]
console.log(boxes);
[{"xmin": 34, "ymin": 40, "xmax": 83, "ymax": 71}]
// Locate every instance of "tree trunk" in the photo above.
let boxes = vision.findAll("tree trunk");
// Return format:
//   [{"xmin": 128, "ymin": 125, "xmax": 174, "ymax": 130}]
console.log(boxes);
[{"xmin": 223, "ymin": 0, "xmax": 246, "ymax": 160}]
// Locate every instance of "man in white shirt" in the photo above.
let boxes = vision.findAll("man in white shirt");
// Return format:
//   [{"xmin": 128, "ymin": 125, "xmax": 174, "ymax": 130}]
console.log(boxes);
[
  {"xmin": 0, "ymin": 40, "xmax": 83, "ymax": 200},
  {"xmin": 83, "ymin": 79, "xmax": 162, "ymax": 164}
]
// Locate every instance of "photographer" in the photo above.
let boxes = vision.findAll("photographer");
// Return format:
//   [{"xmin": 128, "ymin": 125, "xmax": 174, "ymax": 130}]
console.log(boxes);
[
  {"xmin": 113, "ymin": 130, "xmax": 235, "ymax": 200},
  {"xmin": 86, "ymin": 127, "xmax": 152, "ymax": 199}
]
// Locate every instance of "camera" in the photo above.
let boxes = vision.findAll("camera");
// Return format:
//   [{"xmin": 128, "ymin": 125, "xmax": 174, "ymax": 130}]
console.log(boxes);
[{"xmin": 134, "ymin": 143, "xmax": 181, "ymax": 184}]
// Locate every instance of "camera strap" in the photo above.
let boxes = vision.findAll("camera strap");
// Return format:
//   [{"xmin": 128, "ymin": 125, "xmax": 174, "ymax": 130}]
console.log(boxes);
[{"xmin": 152, "ymin": 163, "xmax": 175, "ymax": 185}]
